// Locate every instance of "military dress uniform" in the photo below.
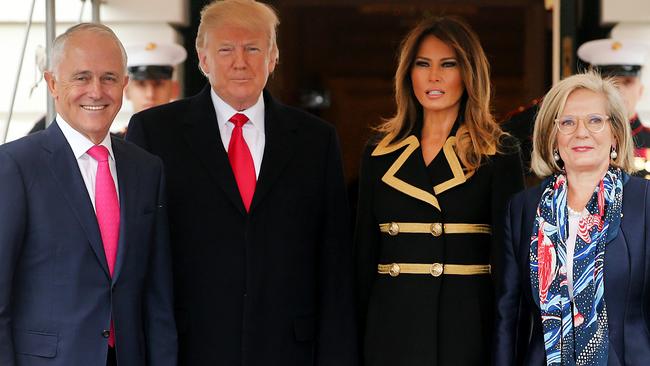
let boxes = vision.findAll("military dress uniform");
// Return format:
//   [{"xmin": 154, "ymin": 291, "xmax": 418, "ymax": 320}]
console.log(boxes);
[
  {"xmin": 355, "ymin": 122, "xmax": 525, "ymax": 366},
  {"xmin": 630, "ymin": 114, "xmax": 650, "ymax": 178}
]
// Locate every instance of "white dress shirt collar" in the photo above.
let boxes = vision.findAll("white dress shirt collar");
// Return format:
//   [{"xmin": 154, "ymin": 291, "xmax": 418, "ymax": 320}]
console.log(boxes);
[
  {"xmin": 210, "ymin": 89, "xmax": 265, "ymax": 133},
  {"xmin": 56, "ymin": 114, "xmax": 115, "ymax": 160}
]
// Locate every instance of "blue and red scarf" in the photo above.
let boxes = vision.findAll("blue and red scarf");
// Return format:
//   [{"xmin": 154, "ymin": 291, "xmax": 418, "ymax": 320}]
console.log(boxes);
[{"xmin": 530, "ymin": 167, "xmax": 623, "ymax": 365}]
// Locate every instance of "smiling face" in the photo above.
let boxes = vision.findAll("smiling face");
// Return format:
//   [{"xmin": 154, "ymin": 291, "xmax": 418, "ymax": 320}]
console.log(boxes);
[
  {"xmin": 198, "ymin": 23, "xmax": 276, "ymax": 111},
  {"xmin": 410, "ymin": 35, "xmax": 464, "ymax": 117},
  {"xmin": 45, "ymin": 31, "xmax": 128, "ymax": 144},
  {"xmin": 556, "ymin": 88, "xmax": 615, "ymax": 175}
]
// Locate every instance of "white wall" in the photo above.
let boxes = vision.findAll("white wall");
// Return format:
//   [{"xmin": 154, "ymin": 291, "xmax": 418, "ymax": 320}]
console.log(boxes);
[
  {"xmin": 602, "ymin": 0, "xmax": 650, "ymax": 23},
  {"xmin": 0, "ymin": 0, "xmax": 188, "ymax": 143}
]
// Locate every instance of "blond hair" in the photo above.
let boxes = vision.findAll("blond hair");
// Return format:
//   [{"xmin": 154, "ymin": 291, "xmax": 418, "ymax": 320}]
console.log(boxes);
[
  {"xmin": 531, "ymin": 71, "xmax": 634, "ymax": 177},
  {"xmin": 377, "ymin": 16, "xmax": 504, "ymax": 172},
  {"xmin": 195, "ymin": 0, "xmax": 279, "ymax": 63}
]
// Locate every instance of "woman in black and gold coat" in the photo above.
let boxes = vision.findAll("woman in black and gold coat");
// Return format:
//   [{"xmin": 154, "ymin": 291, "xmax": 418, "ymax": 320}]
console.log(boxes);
[{"xmin": 354, "ymin": 16, "xmax": 525, "ymax": 365}]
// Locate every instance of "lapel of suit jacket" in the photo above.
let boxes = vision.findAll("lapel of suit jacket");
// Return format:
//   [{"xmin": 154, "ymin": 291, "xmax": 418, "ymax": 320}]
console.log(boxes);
[
  {"xmin": 110, "ymin": 137, "xmax": 137, "ymax": 284},
  {"xmin": 42, "ymin": 121, "xmax": 110, "ymax": 278},
  {"xmin": 249, "ymin": 90, "xmax": 296, "ymax": 212},
  {"xmin": 183, "ymin": 85, "xmax": 246, "ymax": 215},
  {"xmin": 603, "ymin": 177, "xmax": 640, "ymax": 364}
]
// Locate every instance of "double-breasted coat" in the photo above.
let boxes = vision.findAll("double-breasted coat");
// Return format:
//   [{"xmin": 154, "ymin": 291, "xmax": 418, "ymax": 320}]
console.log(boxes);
[{"xmin": 355, "ymin": 124, "xmax": 524, "ymax": 365}]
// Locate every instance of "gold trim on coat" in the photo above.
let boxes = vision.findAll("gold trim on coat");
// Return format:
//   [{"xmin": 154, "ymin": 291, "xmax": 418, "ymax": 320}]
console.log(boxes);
[
  {"xmin": 371, "ymin": 134, "xmax": 481, "ymax": 211},
  {"xmin": 377, "ymin": 263, "xmax": 491, "ymax": 277},
  {"xmin": 433, "ymin": 136, "xmax": 467, "ymax": 195},
  {"xmin": 379, "ymin": 222, "xmax": 491, "ymax": 236},
  {"xmin": 372, "ymin": 135, "xmax": 441, "ymax": 210}
]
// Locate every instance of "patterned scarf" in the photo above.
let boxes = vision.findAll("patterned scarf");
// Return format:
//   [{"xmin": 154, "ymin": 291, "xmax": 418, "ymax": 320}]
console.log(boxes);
[{"xmin": 530, "ymin": 167, "xmax": 623, "ymax": 365}]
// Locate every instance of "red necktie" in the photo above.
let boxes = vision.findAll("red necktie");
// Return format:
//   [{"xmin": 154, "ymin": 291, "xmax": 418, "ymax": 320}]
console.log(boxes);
[
  {"xmin": 86, "ymin": 145, "xmax": 120, "ymax": 347},
  {"xmin": 228, "ymin": 113, "xmax": 256, "ymax": 212}
]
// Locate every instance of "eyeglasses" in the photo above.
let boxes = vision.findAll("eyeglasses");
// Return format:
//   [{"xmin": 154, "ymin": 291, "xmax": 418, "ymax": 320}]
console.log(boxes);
[{"xmin": 554, "ymin": 114, "xmax": 610, "ymax": 134}]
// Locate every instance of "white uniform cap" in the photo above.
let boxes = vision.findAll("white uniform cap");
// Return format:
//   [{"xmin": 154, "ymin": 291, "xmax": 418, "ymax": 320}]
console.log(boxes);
[
  {"xmin": 578, "ymin": 39, "xmax": 650, "ymax": 78},
  {"xmin": 126, "ymin": 42, "xmax": 187, "ymax": 68},
  {"xmin": 125, "ymin": 42, "xmax": 187, "ymax": 80}
]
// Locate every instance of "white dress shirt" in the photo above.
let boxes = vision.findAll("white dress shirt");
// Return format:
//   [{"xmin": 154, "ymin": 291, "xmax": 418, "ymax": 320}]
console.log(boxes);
[
  {"xmin": 210, "ymin": 89, "xmax": 265, "ymax": 178},
  {"xmin": 566, "ymin": 207, "xmax": 587, "ymax": 300},
  {"xmin": 56, "ymin": 115, "xmax": 120, "ymax": 210}
]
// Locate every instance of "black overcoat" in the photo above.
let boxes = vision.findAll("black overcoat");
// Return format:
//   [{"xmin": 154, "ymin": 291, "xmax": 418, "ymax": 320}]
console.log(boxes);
[
  {"xmin": 355, "ymin": 126, "xmax": 524, "ymax": 365},
  {"xmin": 126, "ymin": 85, "xmax": 356, "ymax": 366}
]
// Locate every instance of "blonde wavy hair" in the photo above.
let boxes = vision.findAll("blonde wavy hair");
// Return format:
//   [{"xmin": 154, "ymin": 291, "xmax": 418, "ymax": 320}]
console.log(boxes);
[{"xmin": 376, "ymin": 16, "xmax": 504, "ymax": 172}]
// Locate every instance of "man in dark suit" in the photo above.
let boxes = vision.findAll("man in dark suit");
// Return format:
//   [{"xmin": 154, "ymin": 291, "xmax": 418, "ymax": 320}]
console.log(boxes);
[
  {"xmin": 0, "ymin": 23, "xmax": 177, "ymax": 366},
  {"xmin": 126, "ymin": 1, "xmax": 356, "ymax": 365}
]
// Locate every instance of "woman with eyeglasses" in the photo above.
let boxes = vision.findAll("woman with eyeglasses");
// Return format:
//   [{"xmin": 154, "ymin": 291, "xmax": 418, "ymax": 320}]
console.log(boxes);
[{"xmin": 494, "ymin": 71, "xmax": 650, "ymax": 365}]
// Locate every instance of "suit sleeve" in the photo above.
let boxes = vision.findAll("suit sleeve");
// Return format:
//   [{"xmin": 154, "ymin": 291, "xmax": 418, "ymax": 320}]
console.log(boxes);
[
  {"xmin": 491, "ymin": 137, "xmax": 525, "ymax": 285},
  {"xmin": 492, "ymin": 198, "xmax": 522, "ymax": 365},
  {"xmin": 353, "ymin": 143, "xmax": 379, "ymax": 359},
  {"xmin": 125, "ymin": 113, "xmax": 149, "ymax": 150},
  {"xmin": 0, "ymin": 150, "xmax": 27, "ymax": 366},
  {"xmin": 626, "ymin": 179, "xmax": 650, "ymax": 363},
  {"xmin": 316, "ymin": 127, "xmax": 357, "ymax": 365},
  {"xmin": 144, "ymin": 160, "xmax": 178, "ymax": 366}
]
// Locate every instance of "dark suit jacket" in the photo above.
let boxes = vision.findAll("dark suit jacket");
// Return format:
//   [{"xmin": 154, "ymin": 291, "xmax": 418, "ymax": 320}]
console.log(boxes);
[
  {"xmin": 0, "ymin": 122, "xmax": 177, "ymax": 366},
  {"xmin": 126, "ymin": 85, "xmax": 356, "ymax": 366},
  {"xmin": 494, "ymin": 175, "xmax": 650, "ymax": 365}
]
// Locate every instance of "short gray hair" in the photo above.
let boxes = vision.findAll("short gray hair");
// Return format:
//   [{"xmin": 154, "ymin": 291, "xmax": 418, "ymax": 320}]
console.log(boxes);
[{"xmin": 49, "ymin": 23, "xmax": 127, "ymax": 74}]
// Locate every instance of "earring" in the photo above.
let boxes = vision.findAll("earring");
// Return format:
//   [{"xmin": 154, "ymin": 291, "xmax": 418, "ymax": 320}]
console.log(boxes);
[
  {"xmin": 610, "ymin": 147, "xmax": 618, "ymax": 160},
  {"xmin": 553, "ymin": 149, "xmax": 561, "ymax": 162}
]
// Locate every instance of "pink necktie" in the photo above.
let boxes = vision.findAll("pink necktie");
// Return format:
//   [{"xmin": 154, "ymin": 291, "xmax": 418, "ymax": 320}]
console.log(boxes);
[
  {"xmin": 86, "ymin": 145, "xmax": 120, "ymax": 347},
  {"xmin": 228, "ymin": 113, "xmax": 256, "ymax": 212}
]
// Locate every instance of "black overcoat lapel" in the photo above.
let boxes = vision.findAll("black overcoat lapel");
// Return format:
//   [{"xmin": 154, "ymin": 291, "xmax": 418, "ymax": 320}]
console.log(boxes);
[
  {"xmin": 249, "ymin": 91, "xmax": 296, "ymax": 212},
  {"xmin": 182, "ymin": 85, "xmax": 246, "ymax": 215}
]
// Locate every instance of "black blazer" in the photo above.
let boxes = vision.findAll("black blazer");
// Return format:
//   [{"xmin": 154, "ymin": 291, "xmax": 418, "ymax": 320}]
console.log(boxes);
[
  {"xmin": 494, "ymin": 175, "xmax": 650, "ymax": 365},
  {"xmin": 126, "ymin": 85, "xmax": 356, "ymax": 366}
]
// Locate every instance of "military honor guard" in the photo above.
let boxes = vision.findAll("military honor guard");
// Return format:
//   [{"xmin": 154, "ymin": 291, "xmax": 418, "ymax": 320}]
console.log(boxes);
[
  {"xmin": 578, "ymin": 38, "xmax": 650, "ymax": 178},
  {"xmin": 114, "ymin": 41, "xmax": 188, "ymax": 137}
]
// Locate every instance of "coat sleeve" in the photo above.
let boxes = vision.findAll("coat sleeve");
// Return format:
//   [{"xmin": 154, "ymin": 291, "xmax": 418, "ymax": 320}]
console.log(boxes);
[
  {"xmin": 492, "ymin": 198, "xmax": 522, "ymax": 366},
  {"xmin": 353, "ymin": 143, "xmax": 380, "ymax": 360},
  {"xmin": 144, "ymin": 160, "xmax": 178, "ymax": 366},
  {"xmin": 316, "ymin": 127, "xmax": 357, "ymax": 365},
  {"xmin": 0, "ymin": 150, "xmax": 27, "ymax": 366}
]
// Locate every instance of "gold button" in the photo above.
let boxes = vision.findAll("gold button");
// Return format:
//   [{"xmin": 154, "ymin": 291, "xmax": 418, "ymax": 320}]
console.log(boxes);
[
  {"xmin": 430, "ymin": 223, "xmax": 443, "ymax": 237},
  {"xmin": 430, "ymin": 263, "xmax": 443, "ymax": 277},
  {"xmin": 389, "ymin": 263, "xmax": 400, "ymax": 277},
  {"xmin": 388, "ymin": 222, "xmax": 400, "ymax": 236}
]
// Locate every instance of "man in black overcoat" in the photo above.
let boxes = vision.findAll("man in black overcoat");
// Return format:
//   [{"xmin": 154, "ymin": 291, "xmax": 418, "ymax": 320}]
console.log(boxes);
[{"xmin": 125, "ymin": 1, "xmax": 356, "ymax": 365}]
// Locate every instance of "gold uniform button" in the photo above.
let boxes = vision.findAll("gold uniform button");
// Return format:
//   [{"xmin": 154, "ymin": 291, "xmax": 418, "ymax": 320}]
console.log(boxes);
[
  {"xmin": 389, "ymin": 263, "xmax": 401, "ymax": 277},
  {"xmin": 388, "ymin": 222, "xmax": 400, "ymax": 236},
  {"xmin": 430, "ymin": 223, "xmax": 443, "ymax": 237},
  {"xmin": 430, "ymin": 263, "xmax": 443, "ymax": 277}
]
